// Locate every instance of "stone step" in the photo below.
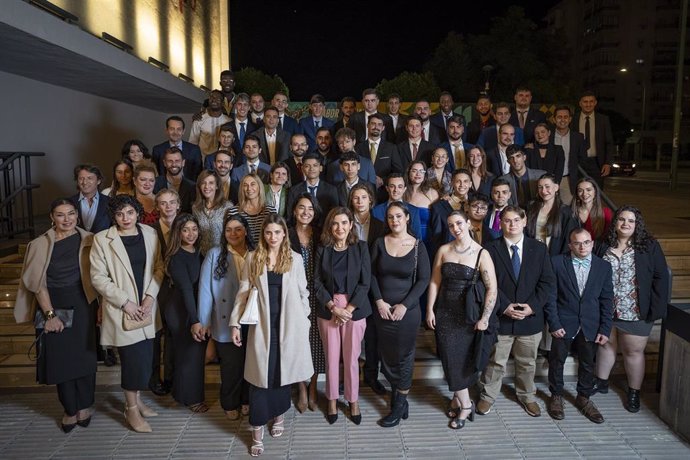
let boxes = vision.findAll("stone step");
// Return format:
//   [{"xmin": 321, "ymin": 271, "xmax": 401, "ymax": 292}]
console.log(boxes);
[
  {"xmin": 659, "ymin": 237, "xmax": 690, "ymax": 253},
  {"xmin": 672, "ymin": 271, "xmax": 690, "ymax": 299},
  {"xmin": 18, "ymin": 243, "xmax": 27, "ymax": 257},
  {"xmin": 666, "ymin": 253, "xmax": 690, "ymax": 272},
  {"xmin": 0, "ymin": 264, "xmax": 22, "ymax": 279}
]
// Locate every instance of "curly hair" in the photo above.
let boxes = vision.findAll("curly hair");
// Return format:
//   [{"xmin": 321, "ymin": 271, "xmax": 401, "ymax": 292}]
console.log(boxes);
[
  {"xmin": 605, "ymin": 205, "xmax": 655, "ymax": 252},
  {"xmin": 214, "ymin": 213, "xmax": 255, "ymax": 280},
  {"xmin": 164, "ymin": 213, "xmax": 200, "ymax": 277},
  {"xmin": 250, "ymin": 214, "xmax": 293, "ymax": 283},
  {"xmin": 107, "ymin": 194, "xmax": 143, "ymax": 224}
]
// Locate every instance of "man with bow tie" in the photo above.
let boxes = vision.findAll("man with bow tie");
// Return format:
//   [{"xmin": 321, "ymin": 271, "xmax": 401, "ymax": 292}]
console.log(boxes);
[{"xmin": 546, "ymin": 228, "xmax": 613, "ymax": 424}]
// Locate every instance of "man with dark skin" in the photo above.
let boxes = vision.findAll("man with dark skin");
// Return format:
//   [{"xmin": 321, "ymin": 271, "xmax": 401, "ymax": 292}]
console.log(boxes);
[
  {"xmin": 194, "ymin": 70, "xmax": 237, "ymax": 121},
  {"xmin": 189, "ymin": 89, "xmax": 231, "ymax": 159},
  {"xmin": 466, "ymin": 96, "xmax": 495, "ymax": 144}
]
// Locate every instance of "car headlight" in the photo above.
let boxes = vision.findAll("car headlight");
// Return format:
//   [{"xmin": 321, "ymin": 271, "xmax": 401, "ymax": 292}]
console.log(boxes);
[
  {"xmin": 612, "ymin": 163, "xmax": 620, "ymax": 168},
  {"xmin": 632, "ymin": 163, "xmax": 636, "ymax": 168}
]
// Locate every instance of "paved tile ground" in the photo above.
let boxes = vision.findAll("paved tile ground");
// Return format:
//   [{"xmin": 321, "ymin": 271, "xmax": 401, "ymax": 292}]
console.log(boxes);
[{"xmin": 0, "ymin": 378, "xmax": 687, "ymax": 459}]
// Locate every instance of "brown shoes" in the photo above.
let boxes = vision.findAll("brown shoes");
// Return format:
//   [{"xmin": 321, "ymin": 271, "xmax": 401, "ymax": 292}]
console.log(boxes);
[
  {"xmin": 521, "ymin": 400, "xmax": 541, "ymax": 417},
  {"xmin": 576, "ymin": 395, "xmax": 604, "ymax": 424},
  {"xmin": 547, "ymin": 395, "xmax": 565, "ymax": 420},
  {"xmin": 476, "ymin": 399, "xmax": 493, "ymax": 415}
]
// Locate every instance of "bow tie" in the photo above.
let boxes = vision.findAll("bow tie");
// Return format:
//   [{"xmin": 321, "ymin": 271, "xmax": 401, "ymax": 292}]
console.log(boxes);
[{"xmin": 572, "ymin": 257, "xmax": 591, "ymax": 269}]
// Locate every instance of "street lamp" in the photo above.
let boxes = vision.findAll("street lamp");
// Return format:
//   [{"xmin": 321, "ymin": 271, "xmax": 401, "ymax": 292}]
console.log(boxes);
[
  {"xmin": 481, "ymin": 65, "xmax": 494, "ymax": 96},
  {"xmin": 620, "ymin": 60, "xmax": 647, "ymax": 163}
]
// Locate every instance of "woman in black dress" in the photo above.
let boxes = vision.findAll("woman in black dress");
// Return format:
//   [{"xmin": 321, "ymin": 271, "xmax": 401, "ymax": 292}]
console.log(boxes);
[
  {"xmin": 370, "ymin": 202, "xmax": 431, "ymax": 427},
  {"xmin": 16, "ymin": 199, "xmax": 98, "ymax": 432},
  {"xmin": 288, "ymin": 193, "xmax": 325, "ymax": 412},
  {"xmin": 229, "ymin": 214, "xmax": 312, "ymax": 457},
  {"xmin": 164, "ymin": 213, "xmax": 208, "ymax": 412},
  {"xmin": 427, "ymin": 210, "xmax": 498, "ymax": 429},
  {"xmin": 525, "ymin": 123, "xmax": 566, "ymax": 184}
]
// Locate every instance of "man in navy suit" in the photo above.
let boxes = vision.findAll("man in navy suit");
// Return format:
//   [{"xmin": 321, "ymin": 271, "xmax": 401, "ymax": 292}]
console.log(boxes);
[
  {"xmin": 372, "ymin": 174, "xmax": 422, "ymax": 238},
  {"xmin": 298, "ymin": 94, "xmax": 334, "ymax": 152},
  {"xmin": 478, "ymin": 205, "xmax": 556, "ymax": 417},
  {"xmin": 286, "ymin": 153, "xmax": 339, "ymax": 226},
  {"xmin": 484, "ymin": 177, "xmax": 512, "ymax": 242},
  {"xmin": 547, "ymin": 228, "xmax": 613, "ymax": 423},
  {"xmin": 255, "ymin": 106, "xmax": 291, "ymax": 164},
  {"xmin": 439, "ymin": 115, "xmax": 474, "ymax": 171},
  {"xmin": 354, "ymin": 113, "xmax": 403, "ymax": 188},
  {"xmin": 508, "ymin": 86, "xmax": 546, "ymax": 145},
  {"xmin": 153, "ymin": 147, "xmax": 196, "ymax": 213},
  {"xmin": 350, "ymin": 89, "xmax": 396, "ymax": 144},
  {"xmin": 477, "ymin": 102, "xmax": 525, "ymax": 152},
  {"xmin": 414, "ymin": 99, "xmax": 445, "ymax": 146},
  {"xmin": 151, "ymin": 116, "xmax": 203, "ymax": 181},
  {"xmin": 430, "ymin": 91, "xmax": 456, "ymax": 133},
  {"xmin": 70, "ymin": 164, "xmax": 111, "ymax": 233},
  {"xmin": 271, "ymin": 91, "xmax": 300, "ymax": 136},
  {"xmin": 228, "ymin": 93, "xmax": 259, "ymax": 165},
  {"xmin": 397, "ymin": 115, "xmax": 435, "ymax": 172},
  {"xmin": 230, "ymin": 135, "xmax": 270, "ymax": 201}
]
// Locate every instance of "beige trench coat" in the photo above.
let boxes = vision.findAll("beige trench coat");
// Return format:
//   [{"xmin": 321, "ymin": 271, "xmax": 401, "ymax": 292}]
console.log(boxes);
[
  {"xmin": 89, "ymin": 225, "xmax": 164, "ymax": 347},
  {"xmin": 229, "ymin": 250, "xmax": 313, "ymax": 388},
  {"xmin": 15, "ymin": 227, "xmax": 97, "ymax": 323}
]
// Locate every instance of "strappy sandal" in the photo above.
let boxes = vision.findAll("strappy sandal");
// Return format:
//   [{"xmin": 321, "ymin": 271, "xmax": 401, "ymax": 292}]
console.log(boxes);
[
  {"xmin": 189, "ymin": 402, "xmax": 209, "ymax": 413},
  {"xmin": 446, "ymin": 396, "xmax": 461, "ymax": 419},
  {"xmin": 449, "ymin": 402, "xmax": 475, "ymax": 430},
  {"xmin": 270, "ymin": 416, "xmax": 285, "ymax": 437},
  {"xmin": 250, "ymin": 426, "xmax": 264, "ymax": 457}
]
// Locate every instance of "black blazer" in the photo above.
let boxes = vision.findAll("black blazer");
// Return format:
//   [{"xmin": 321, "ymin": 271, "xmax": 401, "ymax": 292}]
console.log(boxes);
[
  {"xmin": 525, "ymin": 143, "xmax": 566, "ymax": 184},
  {"xmin": 255, "ymin": 127, "xmax": 291, "ymax": 164},
  {"xmin": 151, "ymin": 140, "xmax": 203, "ymax": 181},
  {"xmin": 595, "ymin": 240, "xmax": 670, "ymax": 321},
  {"xmin": 70, "ymin": 193, "xmax": 111, "ymax": 234},
  {"xmin": 485, "ymin": 236, "xmax": 557, "ymax": 336},
  {"xmin": 549, "ymin": 253, "xmax": 614, "ymax": 340},
  {"xmin": 355, "ymin": 140, "xmax": 404, "ymax": 179},
  {"xmin": 486, "ymin": 147, "xmax": 505, "ymax": 178},
  {"xmin": 391, "ymin": 113, "xmax": 410, "ymax": 143},
  {"xmin": 313, "ymin": 241, "xmax": 372, "ymax": 321},
  {"xmin": 572, "ymin": 111, "xmax": 614, "ymax": 168},
  {"xmin": 226, "ymin": 119, "xmax": 259, "ymax": 166},
  {"xmin": 350, "ymin": 111, "xmax": 397, "ymax": 144},
  {"xmin": 429, "ymin": 200, "xmax": 455, "ymax": 258},
  {"xmin": 286, "ymin": 181, "xmax": 339, "ymax": 227},
  {"xmin": 466, "ymin": 117, "xmax": 495, "ymax": 145},
  {"xmin": 397, "ymin": 139, "xmax": 435, "ymax": 172},
  {"xmin": 424, "ymin": 122, "xmax": 445, "ymax": 146},
  {"xmin": 153, "ymin": 176, "xmax": 196, "ymax": 214},
  {"xmin": 550, "ymin": 130, "xmax": 587, "ymax": 195},
  {"xmin": 284, "ymin": 157, "xmax": 304, "ymax": 187},
  {"xmin": 509, "ymin": 107, "xmax": 547, "ymax": 144},
  {"xmin": 366, "ymin": 218, "xmax": 386, "ymax": 246}
]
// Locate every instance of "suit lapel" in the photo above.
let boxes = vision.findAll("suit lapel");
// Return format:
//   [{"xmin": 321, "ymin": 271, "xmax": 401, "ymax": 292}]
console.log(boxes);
[
  {"xmin": 563, "ymin": 254, "xmax": 581, "ymax": 296},
  {"xmin": 107, "ymin": 226, "xmax": 136, "ymax": 290},
  {"xmin": 496, "ymin": 241, "xmax": 517, "ymax": 284}
]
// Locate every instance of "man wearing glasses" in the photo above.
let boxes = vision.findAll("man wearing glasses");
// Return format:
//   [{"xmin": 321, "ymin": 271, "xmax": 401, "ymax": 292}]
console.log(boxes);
[{"xmin": 546, "ymin": 228, "xmax": 613, "ymax": 423}]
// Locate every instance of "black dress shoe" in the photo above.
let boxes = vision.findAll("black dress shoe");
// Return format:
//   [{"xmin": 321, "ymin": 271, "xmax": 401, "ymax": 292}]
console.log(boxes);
[
  {"xmin": 365, "ymin": 378, "xmax": 387, "ymax": 395},
  {"xmin": 326, "ymin": 413, "xmax": 338, "ymax": 424},
  {"xmin": 61, "ymin": 422, "xmax": 77, "ymax": 433},
  {"xmin": 103, "ymin": 349, "xmax": 118, "ymax": 367},
  {"xmin": 349, "ymin": 403, "xmax": 362, "ymax": 425},
  {"xmin": 149, "ymin": 381, "xmax": 169, "ymax": 396}
]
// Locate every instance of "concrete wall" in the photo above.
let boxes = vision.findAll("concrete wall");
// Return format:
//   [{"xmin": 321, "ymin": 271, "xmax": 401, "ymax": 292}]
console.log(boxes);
[{"xmin": 0, "ymin": 70, "xmax": 191, "ymax": 214}]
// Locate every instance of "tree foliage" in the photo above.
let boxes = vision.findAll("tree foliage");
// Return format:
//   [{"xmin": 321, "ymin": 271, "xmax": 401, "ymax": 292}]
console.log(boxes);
[
  {"xmin": 375, "ymin": 71, "xmax": 442, "ymax": 102},
  {"xmin": 234, "ymin": 67, "xmax": 289, "ymax": 100}
]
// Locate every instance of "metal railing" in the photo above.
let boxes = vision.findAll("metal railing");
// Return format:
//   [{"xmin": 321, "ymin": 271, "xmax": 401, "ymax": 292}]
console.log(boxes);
[
  {"xmin": 0, "ymin": 152, "xmax": 45, "ymax": 239},
  {"xmin": 577, "ymin": 164, "xmax": 618, "ymax": 211}
]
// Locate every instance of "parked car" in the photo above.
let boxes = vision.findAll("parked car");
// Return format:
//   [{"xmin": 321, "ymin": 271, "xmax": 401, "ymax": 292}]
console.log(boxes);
[{"xmin": 610, "ymin": 158, "xmax": 637, "ymax": 176}]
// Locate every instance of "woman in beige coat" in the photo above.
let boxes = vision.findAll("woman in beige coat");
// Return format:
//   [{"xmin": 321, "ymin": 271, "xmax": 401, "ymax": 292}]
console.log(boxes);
[
  {"xmin": 90, "ymin": 195, "xmax": 164, "ymax": 433},
  {"xmin": 230, "ymin": 214, "xmax": 313, "ymax": 457},
  {"xmin": 15, "ymin": 199, "xmax": 98, "ymax": 432}
]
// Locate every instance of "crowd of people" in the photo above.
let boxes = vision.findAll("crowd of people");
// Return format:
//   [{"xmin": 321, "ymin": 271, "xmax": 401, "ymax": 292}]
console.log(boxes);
[{"xmin": 15, "ymin": 71, "xmax": 670, "ymax": 457}]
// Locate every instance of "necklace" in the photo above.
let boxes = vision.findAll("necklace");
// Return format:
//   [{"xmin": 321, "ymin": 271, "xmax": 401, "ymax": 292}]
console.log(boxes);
[{"xmin": 453, "ymin": 242, "xmax": 472, "ymax": 254}]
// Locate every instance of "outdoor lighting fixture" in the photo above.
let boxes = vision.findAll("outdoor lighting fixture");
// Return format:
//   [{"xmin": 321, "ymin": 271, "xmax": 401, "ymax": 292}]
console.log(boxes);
[
  {"xmin": 148, "ymin": 57, "xmax": 170, "ymax": 72},
  {"xmin": 101, "ymin": 32, "xmax": 133, "ymax": 52},
  {"xmin": 178, "ymin": 73, "xmax": 194, "ymax": 83},
  {"xmin": 620, "ymin": 67, "xmax": 628, "ymax": 72},
  {"xmin": 29, "ymin": 0, "xmax": 79, "ymax": 22}
]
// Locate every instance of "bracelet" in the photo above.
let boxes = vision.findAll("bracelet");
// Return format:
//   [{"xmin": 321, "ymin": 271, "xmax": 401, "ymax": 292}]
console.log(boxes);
[{"xmin": 44, "ymin": 310, "xmax": 56, "ymax": 320}]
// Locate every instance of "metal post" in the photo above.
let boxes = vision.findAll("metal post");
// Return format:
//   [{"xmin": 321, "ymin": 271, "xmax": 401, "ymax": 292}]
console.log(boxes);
[
  {"xmin": 670, "ymin": 0, "xmax": 688, "ymax": 190},
  {"xmin": 657, "ymin": 143, "xmax": 662, "ymax": 171}
]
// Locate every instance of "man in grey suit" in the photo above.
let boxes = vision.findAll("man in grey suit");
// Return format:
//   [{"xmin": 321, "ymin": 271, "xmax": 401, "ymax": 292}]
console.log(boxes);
[
  {"xmin": 255, "ymin": 106, "xmax": 290, "ymax": 165},
  {"xmin": 499, "ymin": 145, "xmax": 546, "ymax": 209},
  {"xmin": 572, "ymin": 91, "xmax": 614, "ymax": 189}
]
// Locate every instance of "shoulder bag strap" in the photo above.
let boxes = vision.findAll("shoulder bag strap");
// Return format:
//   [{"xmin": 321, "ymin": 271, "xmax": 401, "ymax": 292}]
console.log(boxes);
[
  {"xmin": 412, "ymin": 240, "xmax": 419, "ymax": 285},
  {"xmin": 471, "ymin": 248, "xmax": 484, "ymax": 285}
]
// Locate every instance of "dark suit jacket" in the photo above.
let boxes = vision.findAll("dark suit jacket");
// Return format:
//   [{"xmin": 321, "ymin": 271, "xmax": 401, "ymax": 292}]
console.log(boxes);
[
  {"xmin": 70, "ymin": 193, "xmax": 111, "ymax": 234},
  {"xmin": 550, "ymin": 130, "xmax": 587, "ymax": 195},
  {"xmin": 397, "ymin": 139, "xmax": 435, "ymax": 172},
  {"xmin": 153, "ymin": 175, "xmax": 196, "ymax": 214},
  {"xmin": 429, "ymin": 111, "xmax": 454, "ymax": 133},
  {"xmin": 279, "ymin": 114, "xmax": 300, "ymax": 136},
  {"xmin": 372, "ymin": 202, "xmax": 422, "ymax": 240},
  {"xmin": 255, "ymin": 128, "xmax": 291, "ymax": 164},
  {"xmin": 226, "ymin": 119, "xmax": 259, "ymax": 165},
  {"xmin": 286, "ymin": 181, "xmax": 339, "ymax": 227},
  {"xmin": 313, "ymin": 241, "xmax": 372, "ymax": 321},
  {"xmin": 595, "ymin": 240, "xmax": 670, "ymax": 321},
  {"xmin": 477, "ymin": 125, "xmax": 525, "ymax": 152},
  {"xmin": 486, "ymin": 147, "xmax": 506, "ymax": 178},
  {"xmin": 336, "ymin": 180, "xmax": 376, "ymax": 207},
  {"xmin": 572, "ymin": 111, "xmax": 614, "ymax": 168},
  {"xmin": 423, "ymin": 121, "xmax": 445, "ymax": 146},
  {"xmin": 485, "ymin": 236, "xmax": 557, "ymax": 335},
  {"xmin": 325, "ymin": 155, "xmax": 377, "ymax": 186},
  {"xmin": 390, "ymin": 113, "xmax": 409, "ymax": 143},
  {"xmin": 355, "ymin": 140, "xmax": 403, "ymax": 179},
  {"xmin": 509, "ymin": 107, "xmax": 547, "ymax": 144},
  {"xmin": 438, "ymin": 141, "xmax": 475, "ymax": 171},
  {"xmin": 284, "ymin": 157, "xmax": 304, "ymax": 186},
  {"xmin": 466, "ymin": 117, "xmax": 495, "ymax": 145},
  {"xmin": 350, "ymin": 111, "xmax": 396, "ymax": 144},
  {"xmin": 549, "ymin": 253, "xmax": 614, "ymax": 340},
  {"xmin": 298, "ymin": 116, "xmax": 335, "ymax": 152},
  {"xmin": 429, "ymin": 200, "xmax": 455, "ymax": 257},
  {"xmin": 500, "ymin": 168, "xmax": 547, "ymax": 208},
  {"xmin": 525, "ymin": 144, "xmax": 566, "ymax": 184},
  {"xmin": 366, "ymin": 217, "xmax": 386, "ymax": 246},
  {"xmin": 483, "ymin": 204, "xmax": 504, "ymax": 242},
  {"xmin": 152, "ymin": 140, "xmax": 203, "ymax": 181}
]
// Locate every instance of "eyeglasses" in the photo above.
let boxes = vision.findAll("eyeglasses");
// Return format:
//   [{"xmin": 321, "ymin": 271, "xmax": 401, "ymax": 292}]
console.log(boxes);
[
  {"xmin": 470, "ymin": 204, "xmax": 488, "ymax": 211},
  {"xmin": 570, "ymin": 240, "xmax": 593, "ymax": 247},
  {"xmin": 410, "ymin": 168, "xmax": 426, "ymax": 174}
]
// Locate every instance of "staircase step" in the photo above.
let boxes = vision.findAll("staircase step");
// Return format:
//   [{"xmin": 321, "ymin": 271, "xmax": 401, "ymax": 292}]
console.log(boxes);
[
  {"xmin": 672, "ymin": 272, "xmax": 690, "ymax": 299},
  {"xmin": 659, "ymin": 237, "xmax": 690, "ymax": 253},
  {"xmin": 19, "ymin": 244, "xmax": 27, "ymax": 257},
  {"xmin": 666, "ymin": 254, "xmax": 690, "ymax": 272},
  {"xmin": 0, "ymin": 264, "xmax": 22, "ymax": 279}
]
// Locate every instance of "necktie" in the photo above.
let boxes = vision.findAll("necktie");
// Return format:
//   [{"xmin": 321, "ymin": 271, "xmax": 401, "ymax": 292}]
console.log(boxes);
[
  {"xmin": 369, "ymin": 142, "xmax": 377, "ymax": 162},
  {"xmin": 422, "ymin": 125, "xmax": 427, "ymax": 141},
  {"xmin": 250, "ymin": 164, "xmax": 256, "ymax": 174},
  {"xmin": 453, "ymin": 144, "xmax": 464, "ymax": 169},
  {"xmin": 412, "ymin": 142, "xmax": 418, "ymax": 160},
  {"xmin": 511, "ymin": 244, "xmax": 521, "ymax": 279},
  {"xmin": 492, "ymin": 210, "xmax": 501, "ymax": 232},
  {"xmin": 574, "ymin": 258, "xmax": 589, "ymax": 296},
  {"xmin": 279, "ymin": 116, "xmax": 284, "ymax": 130},
  {"xmin": 584, "ymin": 115, "xmax": 591, "ymax": 142},
  {"xmin": 519, "ymin": 111, "xmax": 527, "ymax": 129},
  {"xmin": 308, "ymin": 185, "xmax": 317, "ymax": 197},
  {"xmin": 239, "ymin": 122, "xmax": 246, "ymax": 148},
  {"xmin": 314, "ymin": 120, "xmax": 320, "ymax": 130}
]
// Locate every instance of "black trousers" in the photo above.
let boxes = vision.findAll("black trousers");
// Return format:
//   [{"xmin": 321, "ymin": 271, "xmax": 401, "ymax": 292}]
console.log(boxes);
[
  {"xmin": 548, "ymin": 330, "xmax": 597, "ymax": 397},
  {"xmin": 215, "ymin": 339, "xmax": 249, "ymax": 411},
  {"xmin": 56, "ymin": 373, "xmax": 96, "ymax": 416},
  {"xmin": 581, "ymin": 157, "xmax": 604, "ymax": 189},
  {"xmin": 150, "ymin": 326, "xmax": 174, "ymax": 386},
  {"xmin": 363, "ymin": 315, "xmax": 380, "ymax": 381}
]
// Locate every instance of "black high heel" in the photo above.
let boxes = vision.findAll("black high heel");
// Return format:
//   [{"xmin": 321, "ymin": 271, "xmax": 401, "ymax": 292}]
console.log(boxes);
[
  {"xmin": 449, "ymin": 402, "xmax": 475, "ymax": 429},
  {"xmin": 349, "ymin": 402, "xmax": 362, "ymax": 425}
]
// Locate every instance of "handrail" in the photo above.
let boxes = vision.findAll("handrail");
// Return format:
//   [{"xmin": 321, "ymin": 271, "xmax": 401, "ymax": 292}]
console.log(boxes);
[
  {"xmin": 577, "ymin": 165, "xmax": 618, "ymax": 211},
  {"xmin": 0, "ymin": 151, "xmax": 45, "ymax": 239}
]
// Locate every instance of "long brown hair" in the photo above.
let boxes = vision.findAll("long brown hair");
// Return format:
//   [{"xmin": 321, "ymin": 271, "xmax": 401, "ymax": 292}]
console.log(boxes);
[
  {"xmin": 249, "ymin": 214, "xmax": 293, "ymax": 283},
  {"xmin": 320, "ymin": 207, "xmax": 359, "ymax": 247},
  {"xmin": 192, "ymin": 170, "xmax": 226, "ymax": 213},
  {"xmin": 468, "ymin": 146, "xmax": 488, "ymax": 179},
  {"xmin": 571, "ymin": 177, "xmax": 606, "ymax": 239},
  {"xmin": 526, "ymin": 174, "xmax": 563, "ymax": 240},
  {"xmin": 403, "ymin": 160, "xmax": 433, "ymax": 201},
  {"xmin": 164, "ymin": 213, "xmax": 200, "ymax": 277}
]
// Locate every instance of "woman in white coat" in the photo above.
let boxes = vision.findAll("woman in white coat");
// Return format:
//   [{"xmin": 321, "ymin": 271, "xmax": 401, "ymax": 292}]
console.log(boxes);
[
  {"xmin": 229, "ymin": 214, "xmax": 313, "ymax": 457},
  {"xmin": 90, "ymin": 195, "xmax": 164, "ymax": 433}
]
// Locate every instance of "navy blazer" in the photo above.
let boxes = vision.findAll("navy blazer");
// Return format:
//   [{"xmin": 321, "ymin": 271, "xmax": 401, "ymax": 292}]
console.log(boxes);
[
  {"xmin": 508, "ymin": 108, "xmax": 547, "ymax": 144},
  {"xmin": 355, "ymin": 140, "xmax": 404, "ymax": 179},
  {"xmin": 153, "ymin": 175, "xmax": 196, "ymax": 214},
  {"xmin": 485, "ymin": 236, "xmax": 557, "ymax": 336},
  {"xmin": 279, "ymin": 114, "xmax": 300, "ymax": 136},
  {"xmin": 595, "ymin": 240, "xmax": 670, "ymax": 321},
  {"xmin": 298, "ymin": 116, "xmax": 335, "ymax": 152},
  {"xmin": 313, "ymin": 241, "xmax": 372, "ymax": 321},
  {"xmin": 482, "ymin": 204, "xmax": 504, "ymax": 243},
  {"xmin": 70, "ymin": 193, "xmax": 111, "ymax": 234},
  {"xmin": 429, "ymin": 111, "xmax": 454, "ymax": 133},
  {"xmin": 326, "ymin": 155, "xmax": 377, "ymax": 186},
  {"xmin": 428, "ymin": 200, "xmax": 455, "ymax": 258},
  {"xmin": 226, "ymin": 119, "xmax": 259, "ymax": 166},
  {"xmin": 371, "ymin": 202, "xmax": 422, "ymax": 240},
  {"xmin": 477, "ymin": 125, "xmax": 525, "ymax": 152},
  {"xmin": 549, "ymin": 253, "xmax": 614, "ymax": 340},
  {"xmin": 466, "ymin": 117, "xmax": 495, "ymax": 145},
  {"xmin": 151, "ymin": 140, "xmax": 203, "ymax": 181},
  {"xmin": 438, "ymin": 141, "xmax": 475, "ymax": 171}
]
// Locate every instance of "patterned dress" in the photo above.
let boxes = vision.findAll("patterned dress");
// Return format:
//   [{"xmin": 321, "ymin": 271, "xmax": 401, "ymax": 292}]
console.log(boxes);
[{"xmin": 300, "ymin": 239, "xmax": 326, "ymax": 374}]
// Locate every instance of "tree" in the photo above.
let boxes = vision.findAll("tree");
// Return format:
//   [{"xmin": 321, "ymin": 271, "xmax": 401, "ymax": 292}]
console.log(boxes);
[
  {"xmin": 234, "ymin": 67, "xmax": 289, "ymax": 100},
  {"xmin": 424, "ymin": 32, "xmax": 478, "ymax": 100},
  {"xmin": 375, "ymin": 71, "xmax": 442, "ymax": 102}
]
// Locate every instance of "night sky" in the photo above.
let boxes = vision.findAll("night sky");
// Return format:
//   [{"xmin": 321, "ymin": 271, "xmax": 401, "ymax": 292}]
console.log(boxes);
[{"xmin": 229, "ymin": 0, "xmax": 559, "ymax": 100}]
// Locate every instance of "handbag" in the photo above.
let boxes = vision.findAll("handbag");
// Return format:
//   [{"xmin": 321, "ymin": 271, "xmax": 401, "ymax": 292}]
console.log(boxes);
[
  {"xmin": 464, "ymin": 249, "xmax": 485, "ymax": 325},
  {"xmin": 34, "ymin": 308, "xmax": 74, "ymax": 330},
  {"xmin": 122, "ymin": 309, "xmax": 153, "ymax": 331},
  {"xmin": 239, "ymin": 286, "xmax": 260, "ymax": 325}
]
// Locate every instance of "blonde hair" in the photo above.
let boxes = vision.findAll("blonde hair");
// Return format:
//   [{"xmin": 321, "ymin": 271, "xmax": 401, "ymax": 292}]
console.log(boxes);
[
  {"xmin": 238, "ymin": 173, "xmax": 266, "ymax": 210},
  {"xmin": 249, "ymin": 214, "xmax": 293, "ymax": 284}
]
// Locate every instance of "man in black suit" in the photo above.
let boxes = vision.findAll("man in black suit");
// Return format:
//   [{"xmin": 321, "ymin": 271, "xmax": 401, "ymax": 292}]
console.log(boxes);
[
  {"xmin": 285, "ymin": 134, "xmax": 308, "ymax": 186},
  {"xmin": 466, "ymin": 95, "xmax": 495, "ymax": 144},
  {"xmin": 153, "ymin": 147, "xmax": 196, "ymax": 213},
  {"xmin": 255, "ymin": 106, "xmax": 291, "ymax": 164},
  {"xmin": 271, "ymin": 91, "xmax": 299, "ymax": 135},
  {"xmin": 332, "ymin": 96, "xmax": 357, "ymax": 133},
  {"xmin": 350, "ymin": 88, "xmax": 396, "ymax": 144},
  {"xmin": 478, "ymin": 102, "xmax": 525, "ymax": 152},
  {"xmin": 478, "ymin": 205, "xmax": 556, "ymax": 417},
  {"xmin": 387, "ymin": 93, "xmax": 409, "ymax": 143},
  {"xmin": 354, "ymin": 113, "xmax": 403, "ymax": 189},
  {"xmin": 71, "ymin": 164, "xmax": 111, "ymax": 233},
  {"xmin": 151, "ymin": 116, "xmax": 203, "ymax": 181},
  {"xmin": 286, "ymin": 153, "xmax": 339, "ymax": 226},
  {"xmin": 546, "ymin": 228, "xmax": 613, "ymax": 423},
  {"xmin": 397, "ymin": 115, "xmax": 435, "ymax": 172},
  {"xmin": 249, "ymin": 93, "xmax": 265, "ymax": 127},
  {"xmin": 573, "ymin": 91, "xmax": 614, "ymax": 189},
  {"xmin": 414, "ymin": 99, "xmax": 445, "ymax": 146},
  {"xmin": 429, "ymin": 91, "xmax": 456, "ymax": 133},
  {"xmin": 313, "ymin": 127, "xmax": 340, "ymax": 167},
  {"xmin": 509, "ymin": 86, "xmax": 546, "ymax": 145},
  {"xmin": 499, "ymin": 145, "xmax": 546, "ymax": 209},
  {"xmin": 551, "ymin": 105, "xmax": 587, "ymax": 205},
  {"xmin": 486, "ymin": 123, "xmax": 517, "ymax": 178}
]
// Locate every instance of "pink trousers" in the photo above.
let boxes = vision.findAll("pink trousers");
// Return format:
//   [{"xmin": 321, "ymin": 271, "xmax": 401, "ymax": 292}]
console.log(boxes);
[{"xmin": 318, "ymin": 316, "xmax": 366, "ymax": 402}]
